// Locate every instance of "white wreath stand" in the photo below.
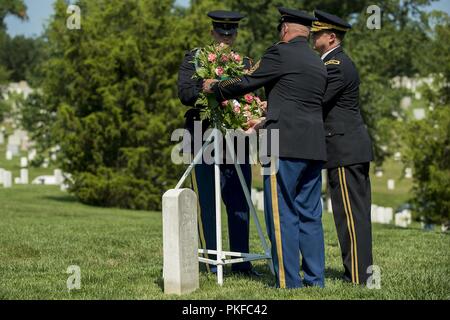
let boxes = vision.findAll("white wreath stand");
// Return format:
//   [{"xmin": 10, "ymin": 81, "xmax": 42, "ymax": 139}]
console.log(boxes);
[{"xmin": 175, "ymin": 127, "xmax": 273, "ymax": 285}]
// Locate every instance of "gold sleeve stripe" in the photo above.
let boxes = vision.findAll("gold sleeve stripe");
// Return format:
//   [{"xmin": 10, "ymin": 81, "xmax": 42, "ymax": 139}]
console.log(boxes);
[{"xmin": 248, "ymin": 60, "xmax": 261, "ymax": 75}]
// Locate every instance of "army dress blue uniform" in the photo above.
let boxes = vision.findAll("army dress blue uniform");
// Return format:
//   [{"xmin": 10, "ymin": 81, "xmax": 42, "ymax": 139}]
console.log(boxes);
[
  {"xmin": 213, "ymin": 7, "xmax": 328, "ymax": 288},
  {"xmin": 177, "ymin": 10, "xmax": 254, "ymax": 274},
  {"xmin": 312, "ymin": 10, "xmax": 374, "ymax": 285}
]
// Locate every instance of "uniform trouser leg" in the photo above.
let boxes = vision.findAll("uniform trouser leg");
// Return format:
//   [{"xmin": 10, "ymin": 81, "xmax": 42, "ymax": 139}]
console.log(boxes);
[
  {"xmin": 264, "ymin": 158, "xmax": 325, "ymax": 288},
  {"xmin": 192, "ymin": 162, "xmax": 252, "ymax": 272},
  {"xmin": 221, "ymin": 164, "xmax": 252, "ymax": 271},
  {"xmin": 328, "ymin": 163, "xmax": 373, "ymax": 284}
]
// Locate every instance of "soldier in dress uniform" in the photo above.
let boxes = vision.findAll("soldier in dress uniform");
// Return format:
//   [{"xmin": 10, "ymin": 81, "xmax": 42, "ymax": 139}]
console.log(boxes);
[
  {"xmin": 311, "ymin": 10, "xmax": 374, "ymax": 285},
  {"xmin": 204, "ymin": 7, "xmax": 328, "ymax": 288},
  {"xmin": 177, "ymin": 10, "xmax": 259, "ymax": 276}
]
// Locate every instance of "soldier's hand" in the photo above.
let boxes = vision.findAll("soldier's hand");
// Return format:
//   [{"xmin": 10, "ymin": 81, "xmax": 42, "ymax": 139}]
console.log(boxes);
[
  {"xmin": 258, "ymin": 101, "xmax": 268, "ymax": 113},
  {"xmin": 202, "ymin": 79, "xmax": 218, "ymax": 93},
  {"xmin": 244, "ymin": 117, "xmax": 266, "ymax": 135}
]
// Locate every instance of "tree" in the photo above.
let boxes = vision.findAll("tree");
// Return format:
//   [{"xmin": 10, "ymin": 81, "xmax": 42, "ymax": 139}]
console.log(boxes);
[
  {"xmin": 0, "ymin": 35, "xmax": 46, "ymax": 82},
  {"xmin": 404, "ymin": 11, "xmax": 450, "ymax": 225},
  {"xmin": 38, "ymin": 0, "xmax": 187, "ymax": 210}
]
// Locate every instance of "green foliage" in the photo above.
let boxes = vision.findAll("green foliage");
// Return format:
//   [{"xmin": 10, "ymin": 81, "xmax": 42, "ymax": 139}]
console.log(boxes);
[
  {"xmin": 0, "ymin": 35, "xmax": 46, "ymax": 82},
  {"xmin": 0, "ymin": 0, "xmax": 27, "ymax": 30},
  {"xmin": 38, "ymin": 0, "xmax": 186, "ymax": 210},
  {"xmin": 404, "ymin": 12, "xmax": 450, "ymax": 224}
]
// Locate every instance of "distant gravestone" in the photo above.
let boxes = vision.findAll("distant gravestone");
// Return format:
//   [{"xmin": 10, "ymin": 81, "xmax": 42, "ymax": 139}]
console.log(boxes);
[
  {"xmin": 6, "ymin": 150, "xmax": 13, "ymax": 161},
  {"xmin": 395, "ymin": 210, "xmax": 412, "ymax": 228},
  {"xmin": 20, "ymin": 169, "xmax": 29, "ymax": 184},
  {"xmin": 413, "ymin": 108, "xmax": 425, "ymax": 120},
  {"xmin": 3, "ymin": 171, "xmax": 12, "ymax": 188},
  {"xmin": 54, "ymin": 169, "xmax": 63, "ymax": 185},
  {"xmin": 28, "ymin": 149, "xmax": 37, "ymax": 161},
  {"xmin": 405, "ymin": 168, "xmax": 413, "ymax": 179},
  {"xmin": 7, "ymin": 144, "xmax": 19, "ymax": 157},
  {"xmin": 387, "ymin": 179, "xmax": 395, "ymax": 190},
  {"xmin": 0, "ymin": 168, "xmax": 4, "ymax": 184},
  {"xmin": 256, "ymin": 191, "xmax": 264, "ymax": 211},
  {"xmin": 162, "ymin": 189, "xmax": 199, "ymax": 295},
  {"xmin": 20, "ymin": 157, "xmax": 28, "ymax": 168},
  {"xmin": 394, "ymin": 152, "xmax": 401, "ymax": 161},
  {"xmin": 375, "ymin": 168, "xmax": 383, "ymax": 178}
]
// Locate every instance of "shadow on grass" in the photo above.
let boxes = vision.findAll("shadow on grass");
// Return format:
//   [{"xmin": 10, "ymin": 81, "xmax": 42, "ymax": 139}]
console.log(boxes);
[
  {"xmin": 325, "ymin": 267, "xmax": 343, "ymax": 281},
  {"xmin": 43, "ymin": 194, "xmax": 78, "ymax": 204}
]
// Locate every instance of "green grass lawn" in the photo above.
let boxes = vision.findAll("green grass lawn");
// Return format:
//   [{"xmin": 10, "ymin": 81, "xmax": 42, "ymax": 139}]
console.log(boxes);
[{"xmin": 0, "ymin": 185, "xmax": 448, "ymax": 300}]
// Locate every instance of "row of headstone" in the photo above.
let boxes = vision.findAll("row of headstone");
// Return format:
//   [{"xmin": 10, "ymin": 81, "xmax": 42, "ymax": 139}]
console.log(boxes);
[
  {"xmin": 371, "ymin": 205, "xmax": 394, "ymax": 224},
  {"xmin": 374, "ymin": 168, "xmax": 412, "ymax": 180}
]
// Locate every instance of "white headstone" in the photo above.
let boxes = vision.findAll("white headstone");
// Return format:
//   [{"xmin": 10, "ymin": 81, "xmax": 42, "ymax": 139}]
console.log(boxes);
[
  {"xmin": 327, "ymin": 197, "xmax": 333, "ymax": 213},
  {"xmin": 42, "ymin": 159, "xmax": 49, "ymax": 168},
  {"xmin": 375, "ymin": 169, "xmax": 383, "ymax": 178},
  {"xmin": 3, "ymin": 171, "xmax": 12, "ymax": 188},
  {"xmin": 413, "ymin": 108, "xmax": 425, "ymax": 120},
  {"xmin": 54, "ymin": 169, "xmax": 63, "ymax": 185},
  {"xmin": 405, "ymin": 168, "xmax": 413, "ymax": 179},
  {"xmin": 7, "ymin": 144, "xmax": 19, "ymax": 156},
  {"xmin": 395, "ymin": 210, "xmax": 412, "ymax": 228},
  {"xmin": 384, "ymin": 207, "xmax": 393, "ymax": 224},
  {"xmin": 28, "ymin": 149, "xmax": 37, "ymax": 161},
  {"xmin": 387, "ymin": 179, "xmax": 395, "ymax": 190},
  {"xmin": 6, "ymin": 150, "xmax": 13, "ymax": 160},
  {"xmin": 162, "ymin": 188, "xmax": 199, "ymax": 295},
  {"xmin": 256, "ymin": 191, "xmax": 264, "ymax": 211},
  {"xmin": 14, "ymin": 177, "xmax": 21, "ymax": 184},
  {"xmin": 20, "ymin": 157, "xmax": 28, "ymax": 168},
  {"xmin": 394, "ymin": 152, "xmax": 401, "ymax": 161},
  {"xmin": 20, "ymin": 169, "xmax": 29, "ymax": 184},
  {"xmin": 0, "ymin": 168, "xmax": 4, "ymax": 184}
]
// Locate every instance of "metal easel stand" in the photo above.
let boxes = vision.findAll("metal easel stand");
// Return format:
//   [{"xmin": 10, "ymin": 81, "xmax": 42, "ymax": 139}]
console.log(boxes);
[{"xmin": 175, "ymin": 126, "xmax": 273, "ymax": 285}]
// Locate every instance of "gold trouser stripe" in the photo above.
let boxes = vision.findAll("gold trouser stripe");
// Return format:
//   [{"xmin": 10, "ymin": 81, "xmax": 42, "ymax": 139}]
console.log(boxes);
[
  {"xmin": 341, "ymin": 167, "xmax": 360, "ymax": 284},
  {"xmin": 191, "ymin": 170, "xmax": 210, "ymax": 273},
  {"xmin": 270, "ymin": 161, "xmax": 286, "ymax": 288},
  {"xmin": 338, "ymin": 167, "xmax": 356, "ymax": 283}
]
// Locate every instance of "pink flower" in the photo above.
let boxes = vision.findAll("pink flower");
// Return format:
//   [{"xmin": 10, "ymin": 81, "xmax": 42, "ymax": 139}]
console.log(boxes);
[
  {"xmin": 244, "ymin": 104, "xmax": 250, "ymax": 111},
  {"xmin": 254, "ymin": 96, "xmax": 261, "ymax": 104},
  {"xmin": 208, "ymin": 53, "xmax": 217, "ymax": 62},
  {"xmin": 244, "ymin": 94, "xmax": 254, "ymax": 104},
  {"xmin": 215, "ymin": 67, "xmax": 224, "ymax": 77},
  {"xmin": 232, "ymin": 53, "xmax": 241, "ymax": 62},
  {"xmin": 221, "ymin": 100, "xmax": 229, "ymax": 107},
  {"xmin": 221, "ymin": 55, "xmax": 230, "ymax": 62},
  {"xmin": 233, "ymin": 106, "xmax": 241, "ymax": 113}
]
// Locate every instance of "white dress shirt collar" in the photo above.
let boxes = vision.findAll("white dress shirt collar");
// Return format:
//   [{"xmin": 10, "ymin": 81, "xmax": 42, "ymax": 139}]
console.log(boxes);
[{"xmin": 321, "ymin": 45, "xmax": 340, "ymax": 61}]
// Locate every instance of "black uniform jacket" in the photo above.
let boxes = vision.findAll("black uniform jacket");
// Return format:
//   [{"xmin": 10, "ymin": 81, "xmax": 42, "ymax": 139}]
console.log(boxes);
[
  {"xmin": 213, "ymin": 36, "xmax": 328, "ymax": 161},
  {"xmin": 322, "ymin": 46, "xmax": 373, "ymax": 169}
]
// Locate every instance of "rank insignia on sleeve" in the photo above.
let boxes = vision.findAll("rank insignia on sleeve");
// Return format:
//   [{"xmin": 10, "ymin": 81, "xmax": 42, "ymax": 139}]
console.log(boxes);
[
  {"xmin": 248, "ymin": 60, "xmax": 260, "ymax": 75},
  {"xmin": 325, "ymin": 59, "xmax": 341, "ymax": 65}
]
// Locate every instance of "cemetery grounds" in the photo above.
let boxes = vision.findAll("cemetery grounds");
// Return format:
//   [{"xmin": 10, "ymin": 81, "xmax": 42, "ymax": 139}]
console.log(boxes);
[{"xmin": 0, "ymin": 132, "xmax": 449, "ymax": 300}]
